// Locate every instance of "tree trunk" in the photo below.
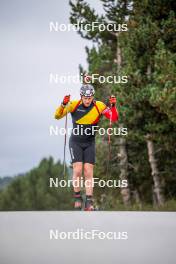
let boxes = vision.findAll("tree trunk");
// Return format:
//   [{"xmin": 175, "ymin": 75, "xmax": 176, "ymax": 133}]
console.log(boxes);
[
  {"xmin": 118, "ymin": 127, "xmax": 131, "ymax": 206},
  {"xmin": 146, "ymin": 134, "xmax": 165, "ymax": 206},
  {"xmin": 132, "ymin": 189, "xmax": 142, "ymax": 209},
  {"xmin": 115, "ymin": 33, "xmax": 131, "ymax": 206}
]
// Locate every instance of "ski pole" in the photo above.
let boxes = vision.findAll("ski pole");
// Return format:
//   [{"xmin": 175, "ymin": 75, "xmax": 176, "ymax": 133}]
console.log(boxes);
[
  {"xmin": 63, "ymin": 95, "xmax": 70, "ymax": 179},
  {"xmin": 104, "ymin": 98, "xmax": 113, "ymax": 210},
  {"xmin": 106, "ymin": 101, "xmax": 113, "ymax": 179},
  {"xmin": 63, "ymin": 109, "xmax": 68, "ymax": 179}
]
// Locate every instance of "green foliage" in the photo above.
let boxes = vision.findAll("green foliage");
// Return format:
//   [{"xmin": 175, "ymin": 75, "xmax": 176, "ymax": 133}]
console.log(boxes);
[
  {"xmin": 0, "ymin": 176, "xmax": 13, "ymax": 190},
  {"xmin": 69, "ymin": 0, "xmax": 176, "ymax": 210},
  {"xmin": 0, "ymin": 157, "xmax": 73, "ymax": 211},
  {"xmin": 148, "ymin": 40, "xmax": 176, "ymax": 123},
  {"xmin": 2, "ymin": 1, "xmax": 176, "ymax": 211}
]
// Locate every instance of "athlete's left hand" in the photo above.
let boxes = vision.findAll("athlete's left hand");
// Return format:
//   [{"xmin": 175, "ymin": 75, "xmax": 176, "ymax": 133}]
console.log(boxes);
[{"xmin": 109, "ymin": 95, "xmax": 116, "ymax": 106}]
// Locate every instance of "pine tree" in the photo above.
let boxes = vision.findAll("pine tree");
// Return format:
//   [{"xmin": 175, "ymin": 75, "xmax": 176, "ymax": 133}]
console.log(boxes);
[{"xmin": 69, "ymin": 0, "xmax": 176, "ymax": 209}]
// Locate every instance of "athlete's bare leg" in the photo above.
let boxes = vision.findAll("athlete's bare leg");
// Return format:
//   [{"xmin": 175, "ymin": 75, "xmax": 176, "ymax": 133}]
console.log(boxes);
[
  {"xmin": 72, "ymin": 162, "xmax": 83, "ymax": 209},
  {"xmin": 72, "ymin": 162, "xmax": 83, "ymax": 192},
  {"xmin": 84, "ymin": 163, "xmax": 94, "ymax": 196}
]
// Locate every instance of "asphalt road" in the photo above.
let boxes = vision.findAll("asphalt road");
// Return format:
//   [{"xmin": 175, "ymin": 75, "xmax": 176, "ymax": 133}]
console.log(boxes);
[{"xmin": 0, "ymin": 211, "xmax": 176, "ymax": 264}]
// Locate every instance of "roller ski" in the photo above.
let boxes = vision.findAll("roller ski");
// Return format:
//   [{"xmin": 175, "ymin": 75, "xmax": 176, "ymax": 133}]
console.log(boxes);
[{"xmin": 84, "ymin": 196, "xmax": 98, "ymax": 211}]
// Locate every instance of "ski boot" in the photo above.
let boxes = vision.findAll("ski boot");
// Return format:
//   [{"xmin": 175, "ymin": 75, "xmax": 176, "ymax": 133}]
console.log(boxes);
[
  {"xmin": 74, "ymin": 194, "xmax": 83, "ymax": 210},
  {"xmin": 84, "ymin": 198, "xmax": 95, "ymax": 211}
]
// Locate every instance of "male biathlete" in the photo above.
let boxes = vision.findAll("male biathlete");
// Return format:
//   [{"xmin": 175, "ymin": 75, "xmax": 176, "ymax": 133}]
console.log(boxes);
[{"xmin": 54, "ymin": 84, "xmax": 118, "ymax": 211}]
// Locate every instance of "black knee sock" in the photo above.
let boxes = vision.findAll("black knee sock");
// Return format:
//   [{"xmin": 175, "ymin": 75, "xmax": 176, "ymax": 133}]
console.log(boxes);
[
  {"xmin": 86, "ymin": 195, "xmax": 92, "ymax": 200},
  {"xmin": 75, "ymin": 191, "xmax": 81, "ymax": 195},
  {"xmin": 74, "ymin": 191, "xmax": 81, "ymax": 198}
]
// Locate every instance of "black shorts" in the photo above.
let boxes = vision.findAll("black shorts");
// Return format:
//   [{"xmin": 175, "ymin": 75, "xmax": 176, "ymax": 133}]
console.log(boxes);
[{"xmin": 69, "ymin": 138, "xmax": 95, "ymax": 165}]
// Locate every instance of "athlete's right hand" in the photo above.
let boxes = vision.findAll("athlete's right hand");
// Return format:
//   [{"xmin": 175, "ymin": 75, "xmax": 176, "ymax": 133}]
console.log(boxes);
[{"xmin": 62, "ymin": 95, "xmax": 70, "ymax": 105}]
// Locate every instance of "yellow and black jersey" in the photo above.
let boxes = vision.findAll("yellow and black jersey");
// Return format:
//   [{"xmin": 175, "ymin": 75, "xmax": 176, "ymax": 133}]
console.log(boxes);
[
  {"xmin": 55, "ymin": 99, "xmax": 107, "ymax": 142},
  {"xmin": 55, "ymin": 99, "xmax": 106, "ymax": 125}
]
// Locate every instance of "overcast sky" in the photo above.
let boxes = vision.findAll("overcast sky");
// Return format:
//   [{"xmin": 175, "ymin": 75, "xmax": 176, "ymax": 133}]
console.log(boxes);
[{"xmin": 0, "ymin": 0, "xmax": 105, "ymax": 176}]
